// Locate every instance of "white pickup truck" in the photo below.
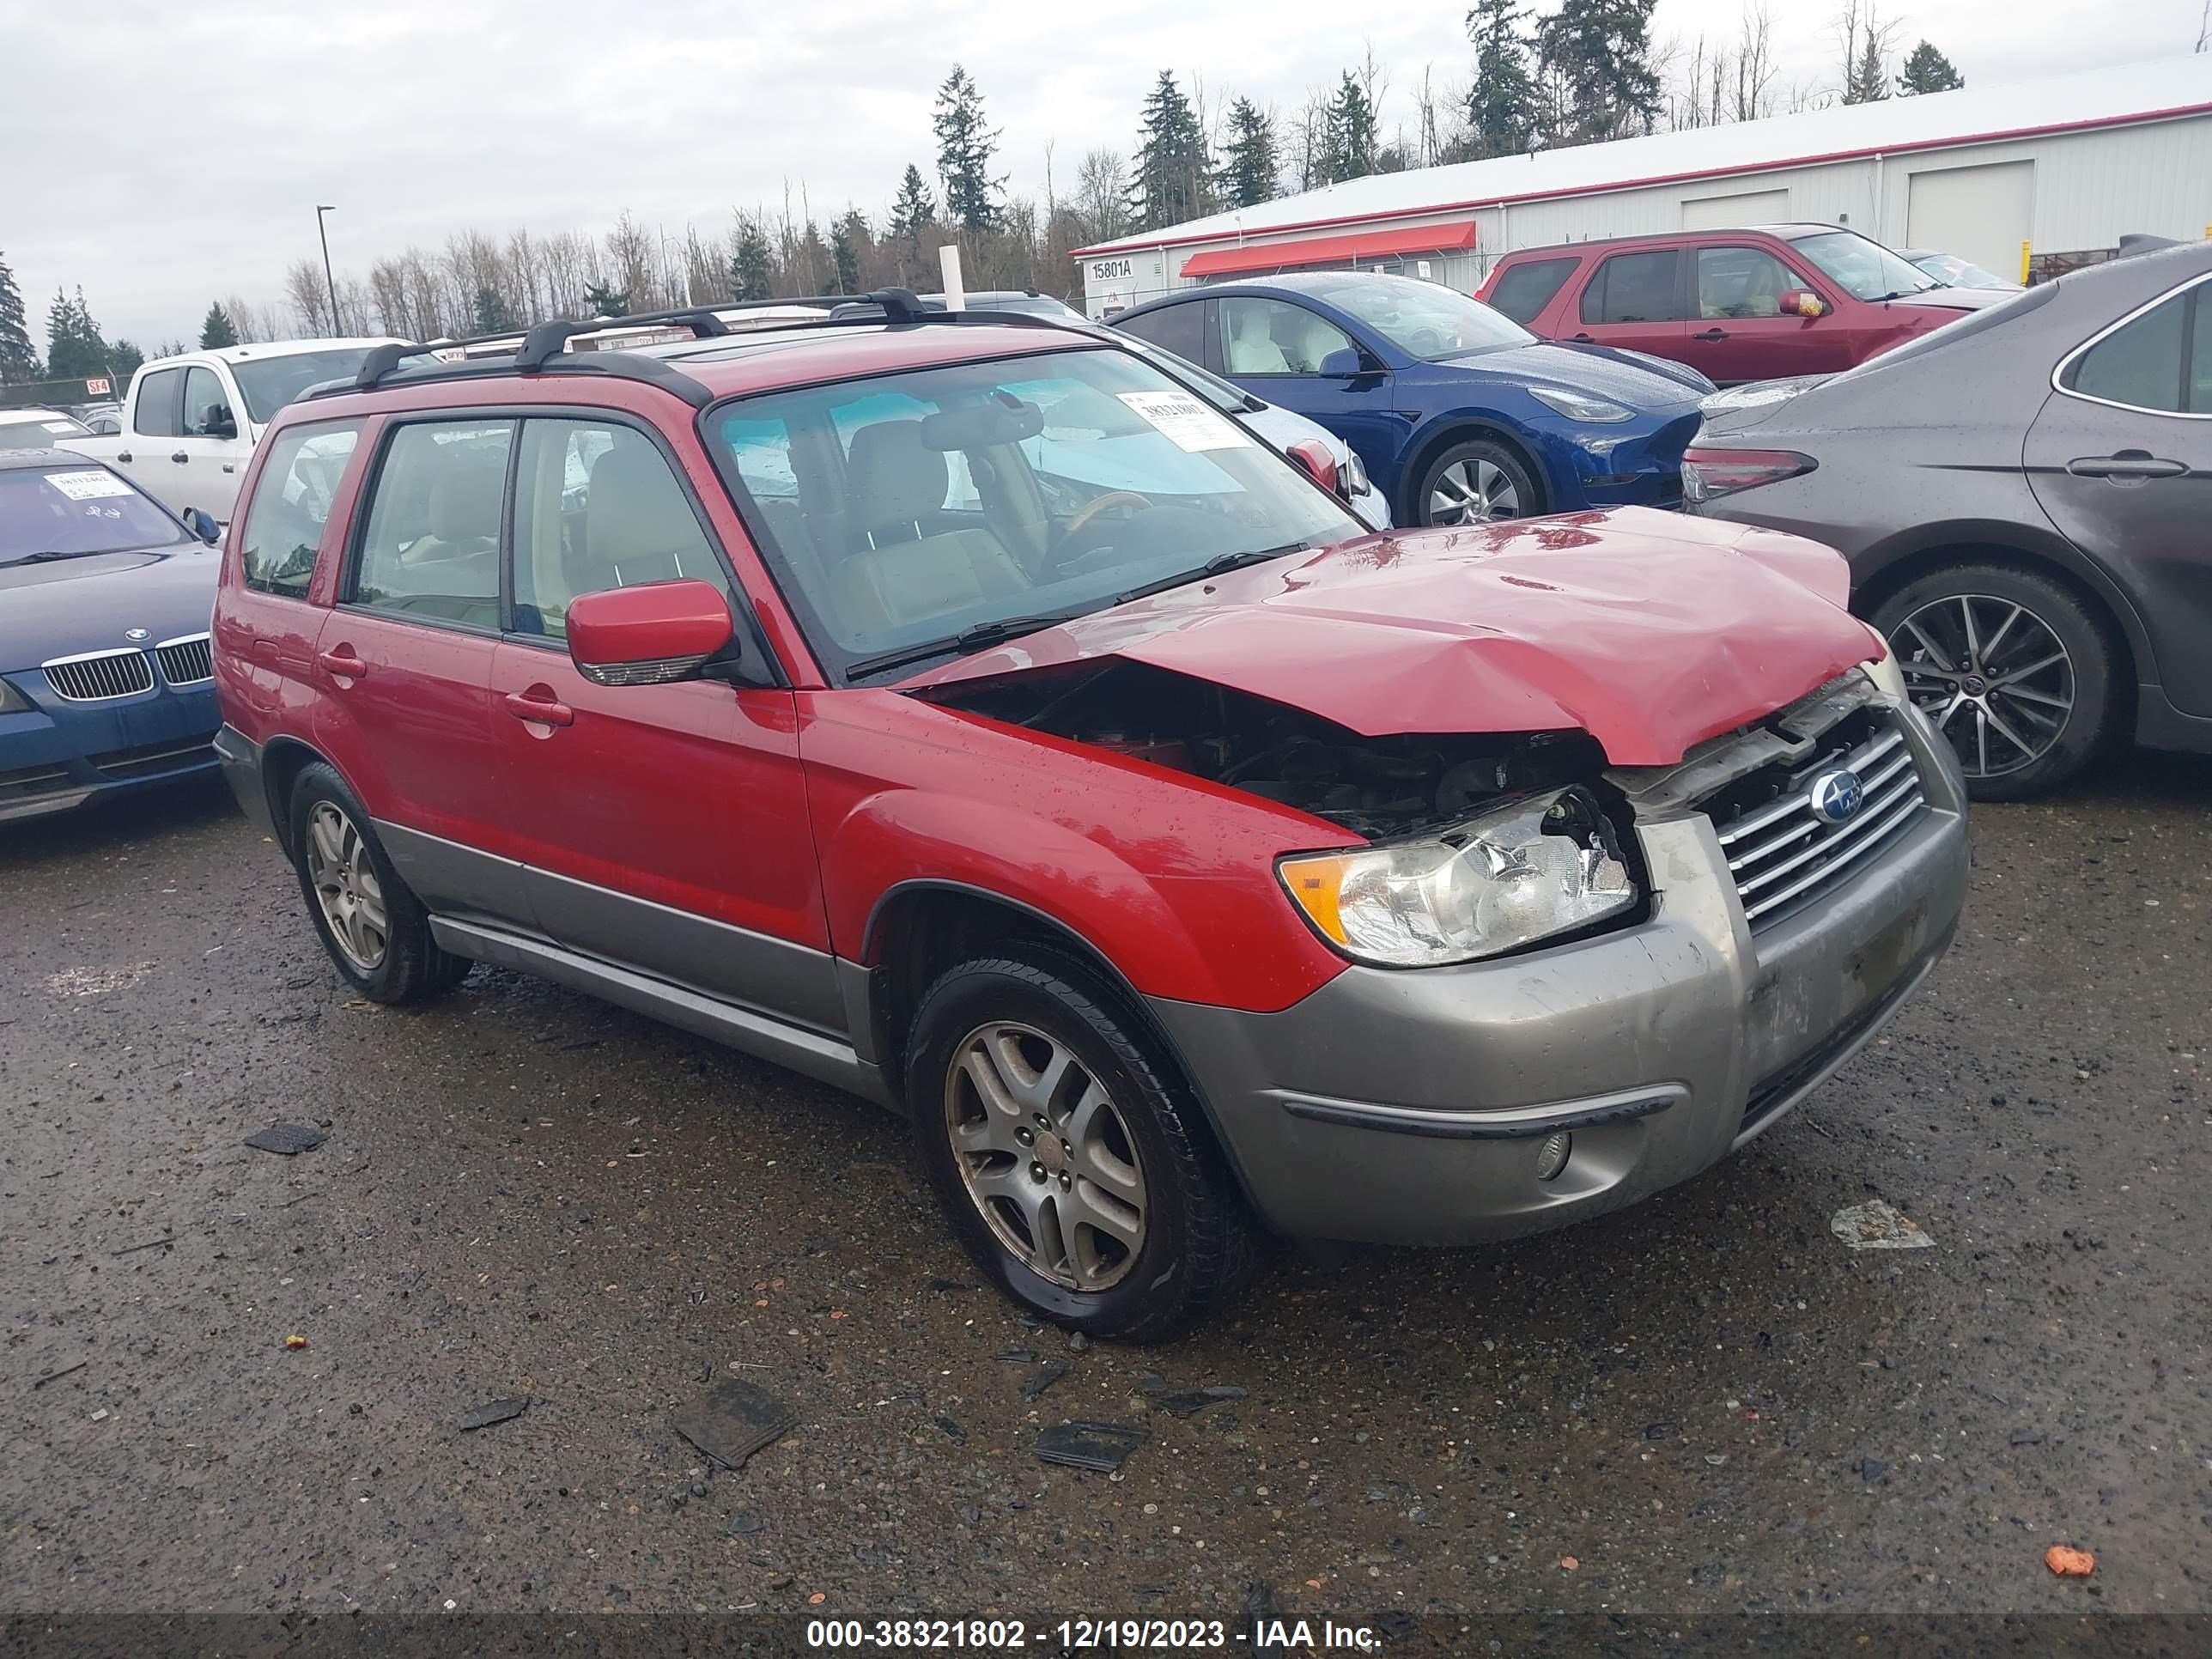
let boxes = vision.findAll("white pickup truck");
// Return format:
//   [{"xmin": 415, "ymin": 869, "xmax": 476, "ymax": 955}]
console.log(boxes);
[{"xmin": 58, "ymin": 337, "xmax": 398, "ymax": 520}]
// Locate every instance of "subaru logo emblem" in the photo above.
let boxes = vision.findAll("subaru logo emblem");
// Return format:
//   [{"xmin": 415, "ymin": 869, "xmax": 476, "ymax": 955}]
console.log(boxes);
[
  {"xmin": 1808, "ymin": 769, "xmax": 1864, "ymax": 824},
  {"xmin": 124, "ymin": 628, "xmax": 149, "ymax": 642}
]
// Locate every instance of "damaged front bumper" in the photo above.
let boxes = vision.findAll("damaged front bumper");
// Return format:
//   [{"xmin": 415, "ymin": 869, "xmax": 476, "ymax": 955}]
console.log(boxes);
[{"xmin": 1146, "ymin": 677, "xmax": 1970, "ymax": 1246}]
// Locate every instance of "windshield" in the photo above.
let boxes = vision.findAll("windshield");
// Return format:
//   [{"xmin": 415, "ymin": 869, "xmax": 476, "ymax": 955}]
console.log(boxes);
[
  {"xmin": 0, "ymin": 465, "xmax": 188, "ymax": 561},
  {"xmin": 1785, "ymin": 230, "xmax": 1941, "ymax": 301},
  {"xmin": 1298, "ymin": 276, "xmax": 1531, "ymax": 361},
  {"xmin": 705, "ymin": 345, "xmax": 1362, "ymax": 682},
  {"xmin": 1910, "ymin": 252, "xmax": 2016, "ymax": 290},
  {"xmin": 230, "ymin": 348, "xmax": 383, "ymax": 422},
  {"xmin": 0, "ymin": 412, "xmax": 94, "ymax": 447}
]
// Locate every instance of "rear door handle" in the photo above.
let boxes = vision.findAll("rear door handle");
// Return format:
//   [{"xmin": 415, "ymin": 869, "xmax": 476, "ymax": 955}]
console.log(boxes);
[
  {"xmin": 317, "ymin": 648, "xmax": 368, "ymax": 682},
  {"xmin": 2067, "ymin": 453, "xmax": 2187, "ymax": 479},
  {"xmin": 1570, "ymin": 332, "xmax": 1595, "ymax": 343},
  {"xmin": 171, "ymin": 451, "xmax": 189, "ymax": 464},
  {"xmin": 503, "ymin": 690, "xmax": 574, "ymax": 726},
  {"xmin": 1692, "ymin": 328, "xmax": 1728, "ymax": 341}
]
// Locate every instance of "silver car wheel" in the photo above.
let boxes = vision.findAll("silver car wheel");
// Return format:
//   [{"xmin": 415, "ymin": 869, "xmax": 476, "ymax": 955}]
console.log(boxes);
[
  {"xmin": 305, "ymin": 801, "xmax": 389, "ymax": 973},
  {"xmin": 1887, "ymin": 594, "xmax": 2076, "ymax": 780},
  {"xmin": 944, "ymin": 1021, "xmax": 1146, "ymax": 1292},
  {"xmin": 1427, "ymin": 458, "xmax": 1522, "ymax": 526}
]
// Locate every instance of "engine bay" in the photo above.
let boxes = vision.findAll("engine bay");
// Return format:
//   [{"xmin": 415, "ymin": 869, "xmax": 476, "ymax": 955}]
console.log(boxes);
[{"xmin": 919, "ymin": 659, "xmax": 1610, "ymax": 841}]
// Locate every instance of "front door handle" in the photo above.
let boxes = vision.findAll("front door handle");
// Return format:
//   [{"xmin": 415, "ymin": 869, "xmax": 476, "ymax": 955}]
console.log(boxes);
[
  {"xmin": 171, "ymin": 451, "xmax": 189, "ymax": 464},
  {"xmin": 316, "ymin": 647, "xmax": 368, "ymax": 682},
  {"xmin": 1570, "ymin": 331, "xmax": 1595, "ymax": 343},
  {"xmin": 2066, "ymin": 453, "xmax": 2187, "ymax": 480},
  {"xmin": 1692, "ymin": 328, "xmax": 1728, "ymax": 341},
  {"xmin": 117, "ymin": 449, "xmax": 132, "ymax": 463},
  {"xmin": 503, "ymin": 689, "xmax": 574, "ymax": 727}
]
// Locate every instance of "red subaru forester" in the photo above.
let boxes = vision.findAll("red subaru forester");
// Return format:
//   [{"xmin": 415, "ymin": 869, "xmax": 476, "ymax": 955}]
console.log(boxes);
[{"xmin": 212, "ymin": 294, "xmax": 1968, "ymax": 1338}]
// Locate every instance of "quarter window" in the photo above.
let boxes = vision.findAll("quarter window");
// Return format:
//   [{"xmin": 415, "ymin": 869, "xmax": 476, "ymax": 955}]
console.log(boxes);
[
  {"xmin": 132, "ymin": 367, "xmax": 183, "ymax": 438},
  {"xmin": 1580, "ymin": 250, "xmax": 1683, "ymax": 325},
  {"xmin": 509, "ymin": 419, "xmax": 728, "ymax": 641},
  {"xmin": 2063, "ymin": 289, "xmax": 2197, "ymax": 414},
  {"xmin": 237, "ymin": 421, "xmax": 362, "ymax": 598},
  {"xmin": 349, "ymin": 421, "xmax": 513, "ymax": 626},
  {"xmin": 1486, "ymin": 258, "xmax": 1578, "ymax": 325},
  {"xmin": 1218, "ymin": 297, "xmax": 1353, "ymax": 375}
]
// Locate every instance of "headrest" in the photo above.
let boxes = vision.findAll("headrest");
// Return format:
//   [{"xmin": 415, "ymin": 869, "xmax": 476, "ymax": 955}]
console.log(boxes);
[{"xmin": 846, "ymin": 420, "xmax": 949, "ymax": 530}]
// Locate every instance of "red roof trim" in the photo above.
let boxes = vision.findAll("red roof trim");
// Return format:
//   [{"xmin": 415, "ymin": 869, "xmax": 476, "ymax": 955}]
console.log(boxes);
[
  {"xmin": 1178, "ymin": 222, "xmax": 1478, "ymax": 277},
  {"xmin": 1070, "ymin": 100, "xmax": 2212, "ymax": 261}
]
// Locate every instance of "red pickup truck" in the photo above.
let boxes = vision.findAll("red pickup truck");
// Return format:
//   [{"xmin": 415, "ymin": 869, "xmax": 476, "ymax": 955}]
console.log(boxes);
[
  {"xmin": 1479, "ymin": 224, "xmax": 2007, "ymax": 385},
  {"xmin": 210, "ymin": 294, "xmax": 1968, "ymax": 1337}
]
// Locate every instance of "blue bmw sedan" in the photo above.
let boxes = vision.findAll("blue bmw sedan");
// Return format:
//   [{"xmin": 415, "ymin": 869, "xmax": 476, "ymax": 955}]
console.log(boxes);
[
  {"xmin": 1112, "ymin": 271, "xmax": 1712, "ymax": 529},
  {"xmin": 0, "ymin": 449, "xmax": 224, "ymax": 823}
]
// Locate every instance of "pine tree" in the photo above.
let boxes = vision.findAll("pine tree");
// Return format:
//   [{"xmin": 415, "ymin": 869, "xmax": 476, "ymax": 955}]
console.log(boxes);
[
  {"xmin": 1534, "ymin": 0, "xmax": 1662, "ymax": 145},
  {"xmin": 108, "ymin": 339, "xmax": 144, "ymax": 382},
  {"xmin": 199, "ymin": 302, "xmax": 239, "ymax": 349},
  {"xmin": 582, "ymin": 280, "xmax": 629, "ymax": 316},
  {"xmin": 1133, "ymin": 71, "xmax": 1213, "ymax": 232},
  {"xmin": 888, "ymin": 165, "xmax": 939, "ymax": 283},
  {"xmin": 471, "ymin": 286, "xmax": 514, "ymax": 334},
  {"xmin": 730, "ymin": 217, "xmax": 775, "ymax": 301},
  {"xmin": 933, "ymin": 65, "xmax": 1004, "ymax": 235},
  {"xmin": 0, "ymin": 252, "xmax": 38, "ymax": 383},
  {"xmin": 1323, "ymin": 72, "xmax": 1381, "ymax": 182},
  {"xmin": 1896, "ymin": 40, "xmax": 1963, "ymax": 95},
  {"xmin": 830, "ymin": 209, "xmax": 872, "ymax": 294},
  {"xmin": 1466, "ymin": 0, "xmax": 1540, "ymax": 157},
  {"xmin": 1218, "ymin": 98, "xmax": 1280, "ymax": 208},
  {"xmin": 46, "ymin": 288, "xmax": 110, "ymax": 381},
  {"xmin": 1844, "ymin": 34, "xmax": 1890, "ymax": 102}
]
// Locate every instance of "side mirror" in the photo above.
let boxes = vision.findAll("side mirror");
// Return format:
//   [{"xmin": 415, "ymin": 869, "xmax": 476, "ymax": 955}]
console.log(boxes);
[
  {"xmin": 1285, "ymin": 438, "xmax": 1339, "ymax": 495},
  {"xmin": 565, "ymin": 578, "xmax": 735, "ymax": 686},
  {"xmin": 183, "ymin": 507, "xmax": 221, "ymax": 544},
  {"xmin": 1317, "ymin": 346, "xmax": 1368, "ymax": 377},
  {"xmin": 1779, "ymin": 289, "xmax": 1828, "ymax": 319}
]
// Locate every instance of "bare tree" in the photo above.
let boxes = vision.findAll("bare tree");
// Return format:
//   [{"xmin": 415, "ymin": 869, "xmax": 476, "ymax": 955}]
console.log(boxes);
[
  {"xmin": 1834, "ymin": 0, "xmax": 1903, "ymax": 103},
  {"xmin": 1073, "ymin": 148, "xmax": 1130, "ymax": 246},
  {"xmin": 1734, "ymin": 2, "xmax": 1778, "ymax": 120},
  {"xmin": 283, "ymin": 260, "xmax": 331, "ymax": 336}
]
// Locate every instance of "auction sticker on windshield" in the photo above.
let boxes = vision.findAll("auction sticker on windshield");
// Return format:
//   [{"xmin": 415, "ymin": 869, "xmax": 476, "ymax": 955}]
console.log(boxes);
[
  {"xmin": 1116, "ymin": 391, "xmax": 1246, "ymax": 453},
  {"xmin": 44, "ymin": 471, "xmax": 137, "ymax": 501}
]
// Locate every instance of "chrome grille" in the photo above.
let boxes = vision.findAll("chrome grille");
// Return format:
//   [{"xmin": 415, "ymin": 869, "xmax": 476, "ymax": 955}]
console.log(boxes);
[
  {"xmin": 43, "ymin": 648, "xmax": 154, "ymax": 702},
  {"xmin": 155, "ymin": 633, "xmax": 214, "ymax": 685},
  {"xmin": 1708, "ymin": 713, "xmax": 1928, "ymax": 928}
]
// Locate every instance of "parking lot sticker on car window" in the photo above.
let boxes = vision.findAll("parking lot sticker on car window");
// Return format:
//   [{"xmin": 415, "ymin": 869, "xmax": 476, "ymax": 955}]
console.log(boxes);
[
  {"xmin": 45, "ymin": 471, "xmax": 137, "ymax": 501},
  {"xmin": 1115, "ymin": 392, "xmax": 1249, "ymax": 453}
]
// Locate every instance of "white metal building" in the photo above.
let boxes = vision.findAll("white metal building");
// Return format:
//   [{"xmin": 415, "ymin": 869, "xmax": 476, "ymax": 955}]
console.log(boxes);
[{"xmin": 1073, "ymin": 56, "xmax": 2212, "ymax": 315}]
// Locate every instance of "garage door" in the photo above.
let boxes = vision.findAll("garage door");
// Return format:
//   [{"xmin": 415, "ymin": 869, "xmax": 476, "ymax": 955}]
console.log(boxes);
[
  {"xmin": 1907, "ymin": 161, "xmax": 2033, "ymax": 280},
  {"xmin": 1681, "ymin": 189, "xmax": 1790, "ymax": 231}
]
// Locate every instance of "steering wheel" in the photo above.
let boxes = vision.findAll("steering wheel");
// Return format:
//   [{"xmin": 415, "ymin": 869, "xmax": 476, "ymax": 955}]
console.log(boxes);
[{"xmin": 1061, "ymin": 490, "xmax": 1154, "ymax": 542}]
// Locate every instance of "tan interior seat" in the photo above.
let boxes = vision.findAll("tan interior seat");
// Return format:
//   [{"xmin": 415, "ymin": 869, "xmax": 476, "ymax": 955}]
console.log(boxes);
[{"xmin": 830, "ymin": 420, "xmax": 1031, "ymax": 642}]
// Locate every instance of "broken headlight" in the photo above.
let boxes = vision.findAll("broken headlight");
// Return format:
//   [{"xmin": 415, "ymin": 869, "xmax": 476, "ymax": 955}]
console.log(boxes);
[{"xmin": 1278, "ymin": 787, "xmax": 1637, "ymax": 968}]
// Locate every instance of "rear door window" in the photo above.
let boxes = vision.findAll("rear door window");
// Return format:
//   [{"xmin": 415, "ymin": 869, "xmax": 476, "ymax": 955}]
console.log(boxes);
[
  {"xmin": 237, "ymin": 421, "xmax": 362, "ymax": 598},
  {"xmin": 349, "ymin": 420, "xmax": 513, "ymax": 627},
  {"xmin": 1116, "ymin": 301, "xmax": 1207, "ymax": 366},
  {"xmin": 1487, "ymin": 257, "xmax": 1578, "ymax": 325},
  {"xmin": 133, "ymin": 368, "xmax": 184, "ymax": 438},
  {"xmin": 1580, "ymin": 250, "xmax": 1684, "ymax": 324}
]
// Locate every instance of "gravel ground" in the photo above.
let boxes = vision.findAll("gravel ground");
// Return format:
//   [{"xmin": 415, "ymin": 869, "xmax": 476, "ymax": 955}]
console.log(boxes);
[{"xmin": 2, "ymin": 756, "xmax": 2208, "ymax": 1636}]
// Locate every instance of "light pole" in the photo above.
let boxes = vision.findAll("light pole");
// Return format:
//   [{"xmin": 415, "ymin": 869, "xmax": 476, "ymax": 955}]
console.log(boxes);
[{"xmin": 315, "ymin": 205, "xmax": 340, "ymax": 336}]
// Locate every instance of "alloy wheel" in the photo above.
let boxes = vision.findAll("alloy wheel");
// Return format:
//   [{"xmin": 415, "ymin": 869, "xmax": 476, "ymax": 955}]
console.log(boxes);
[
  {"xmin": 305, "ymin": 802, "xmax": 389, "ymax": 972},
  {"xmin": 943, "ymin": 1021, "xmax": 1147, "ymax": 1292},
  {"xmin": 1427, "ymin": 458, "xmax": 1522, "ymax": 526},
  {"xmin": 1887, "ymin": 594, "xmax": 2075, "ymax": 780}
]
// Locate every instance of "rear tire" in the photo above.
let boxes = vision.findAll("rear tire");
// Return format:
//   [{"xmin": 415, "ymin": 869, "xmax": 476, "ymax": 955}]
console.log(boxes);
[
  {"xmin": 287, "ymin": 763, "xmax": 471, "ymax": 1004},
  {"xmin": 1869, "ymin": 562, "xmax": 2117, "ymax": 800},
  {"xmin": 906, "ymin": 947, "xmax": 1256, "ymax": 1341},
  {"xmin": 1413, "ymin": 437, "xmax": 1540, "ymax": 527}
]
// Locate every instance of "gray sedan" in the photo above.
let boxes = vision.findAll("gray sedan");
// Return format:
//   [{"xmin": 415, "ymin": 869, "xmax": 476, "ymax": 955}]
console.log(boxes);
[{"xmin": 1686, "ymin": 238, "xmax": 2212, "ymax": 799}]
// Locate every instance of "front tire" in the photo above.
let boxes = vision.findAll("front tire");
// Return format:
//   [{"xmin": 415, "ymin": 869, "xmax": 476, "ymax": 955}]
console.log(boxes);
[
  {"xmin": 1413, "ymin": 437, "xmax": 1539, "ymax": 527},
  {"xmin": 907, "ymin": 949, "xmax": 1256, "ymax": 1341},
  {"xmin": 287, "ymin": 763, "xmax": 470, "ymax": 1004},
  {"xmin": 1869, "ymin": 562, "xmax": 2118, "ymax": 800}
]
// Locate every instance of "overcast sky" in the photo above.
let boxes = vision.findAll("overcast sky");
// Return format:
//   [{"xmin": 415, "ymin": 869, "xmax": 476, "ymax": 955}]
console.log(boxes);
[{"xmin": 7, "ymin": 0, "xmax": 2203, "ymax": 351}]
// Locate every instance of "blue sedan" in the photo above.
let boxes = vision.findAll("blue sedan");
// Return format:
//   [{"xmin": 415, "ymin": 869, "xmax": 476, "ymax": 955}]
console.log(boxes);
[
  {"xmin": 1111, "ymin": 271, "xmax": 1713, "ymax": 528},
  {"xmin": 0, "ymin": 449, "xmax": 225, "ymax": 823}
]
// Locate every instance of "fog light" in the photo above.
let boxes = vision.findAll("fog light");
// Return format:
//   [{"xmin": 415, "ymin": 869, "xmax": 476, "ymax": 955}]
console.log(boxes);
[{"xmin": 1533, "ymin": 1131, "xmax": 1572, "ymax": 1182}]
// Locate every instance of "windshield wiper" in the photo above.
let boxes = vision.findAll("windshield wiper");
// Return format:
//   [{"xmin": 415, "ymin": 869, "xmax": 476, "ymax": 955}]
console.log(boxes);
[
  {"xmin": 844, "ymin": 611, "xmax": 1085, "ymax": 682},
  {"xmin": 1115, "ymin": 542, "xmax": 1310, "ymax": 604}
]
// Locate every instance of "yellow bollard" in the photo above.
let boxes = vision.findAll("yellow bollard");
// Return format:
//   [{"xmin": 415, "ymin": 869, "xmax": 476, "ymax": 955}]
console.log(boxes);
[{"xmin": 2019, "ymin": 240, "xmax": 2032, "ymax": 285}]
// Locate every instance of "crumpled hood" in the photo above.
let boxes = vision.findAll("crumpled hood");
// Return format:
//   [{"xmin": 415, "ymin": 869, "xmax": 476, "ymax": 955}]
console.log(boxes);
[
  {"xmin": 0, "ymin": 544, "xmax": 219, "ymax": 672},
  {"xmin": 903, "ymin": 507, "xmax": 1874, "ymax": 767}
]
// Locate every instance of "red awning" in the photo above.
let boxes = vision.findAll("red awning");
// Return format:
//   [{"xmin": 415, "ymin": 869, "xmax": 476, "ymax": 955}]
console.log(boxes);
[{"xmin": 1178, "ymin": 222, "xmax": 1477, "ymax": 278}]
